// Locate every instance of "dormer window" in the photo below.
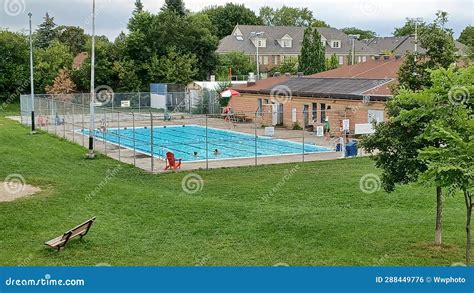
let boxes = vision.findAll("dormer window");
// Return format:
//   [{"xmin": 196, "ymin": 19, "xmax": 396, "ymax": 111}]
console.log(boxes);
[
  {"xmin": 253, "ymin": 38, "xmax": 267, "ymax": 48},
  {"xmin": 236, "ymin": 36, "xmax": 244, "ymax": 41},
  {"xmin": 331, "ymin": 40, "xmax": 341, "ymax": 48},
  {"xmin": 278, "ymin": 34, "xmax": 293, "ymax": 48}
]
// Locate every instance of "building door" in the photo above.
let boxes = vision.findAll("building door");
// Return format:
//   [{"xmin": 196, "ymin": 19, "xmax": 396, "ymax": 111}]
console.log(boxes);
[{"xmin": 272, "ymin": 103, "xmax": 284, "ymax": 126}]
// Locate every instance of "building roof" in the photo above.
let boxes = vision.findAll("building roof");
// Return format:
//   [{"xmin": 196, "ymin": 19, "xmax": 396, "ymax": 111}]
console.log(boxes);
[
  {"xmin": 363, "ymin": 36, "xmax": 468, "ymax": 56},
  {"xmin": 217, "ymin": 25, "xmax": 378, "ymax": 55},
  {"xmin": 310, "ymin": 55, "xmax": 404, "ymax": 79}
]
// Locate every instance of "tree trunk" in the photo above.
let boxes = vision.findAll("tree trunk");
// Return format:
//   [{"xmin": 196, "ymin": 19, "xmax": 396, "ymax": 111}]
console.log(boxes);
[
  {"xmin": 435, "ymin": 186, "xmax": 443, "ymax": 245},
  {"xmin": 464, "ymin": 191, "xmax": 472, "ymax": 266}
]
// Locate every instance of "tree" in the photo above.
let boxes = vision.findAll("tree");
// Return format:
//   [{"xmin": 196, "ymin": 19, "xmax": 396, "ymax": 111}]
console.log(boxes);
[
  {"xmin": 393, "ymin": 17, "xmax": 426, "ymax": 37},
  {"xmin": 217, "ymin": 52, "xmax": 255, "ymax": 80},
  {"xmin": 161, "ymin": 0, "xmax": 185, "ymax": 16},
  {"xmin": 54, "ymin": 26, "xmax": 87, "ymax": 55},
  {"xmin": 45, "ymin": 69, "xmax": 77, "ymax": 95},
  {"xmin": 199, "ymin": 4, "xmax": 261, "ymax": 40},
  {"xmin": 458, "ymin": 26, "xmax": 474, "ymax": 47},
  {"xmin": 341, "ymin": 27, "xmax": 376, "ymax": 40},
  {"xmin": 156, "ymin": 48, "xmax": 198, "ymax": 84},
  {"xmin": 34, "ymin": 41, "xmax": 73, "ymax": 93},
  {"xmin": 35, "ymin": 13, "xmax": 57, "ymax": 49},
  {"xmin": 0, "ymin": 30, "xmax": 29, "ymax": 104},
  {"xmin": 406, "ymin": 66, "xmax": 473, "ymax": 263},
  {"xmin": 134, "ymin": 0, "xmax": 144, "ymax": 14},
  {"xmin": 397, "ymin": 12, "xmax": 457, "ymax": 91},
  {"xmin": 325, "ymin": 54, "xmax": 339, "ymax": 70},
  {"xmin": 259, "ymin": 6, "xmax": 319, "ymax": 27},
  {"xmin": 299, "ymin": 27, "xmax": 325, "ymax": 75},
  {"xmin": 271, "ymin": 57, "xmax": 299, "ymax": 75}
]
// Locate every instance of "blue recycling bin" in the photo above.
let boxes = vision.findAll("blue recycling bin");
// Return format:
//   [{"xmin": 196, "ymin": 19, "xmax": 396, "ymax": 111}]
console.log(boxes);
[{"xmin": 345, "ymin": 141, "xmax": 358, "ymax": 157}]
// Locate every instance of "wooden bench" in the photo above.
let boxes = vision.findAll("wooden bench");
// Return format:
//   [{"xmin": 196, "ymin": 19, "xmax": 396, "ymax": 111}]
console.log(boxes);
[{"xmin": 45, "ymin": 217, "xmax": 96, "ymax": 251}]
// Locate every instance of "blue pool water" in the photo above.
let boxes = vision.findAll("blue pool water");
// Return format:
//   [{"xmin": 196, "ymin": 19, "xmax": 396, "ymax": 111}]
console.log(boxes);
[{"xmin": 81, "ymin": 125, "xmax": 332, "ymax": 162}]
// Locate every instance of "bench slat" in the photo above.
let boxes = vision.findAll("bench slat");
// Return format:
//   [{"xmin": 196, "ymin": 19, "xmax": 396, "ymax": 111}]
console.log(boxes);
[{"xmin": 44, "ymin": 217, "xmax": 96, "ymax": 250}]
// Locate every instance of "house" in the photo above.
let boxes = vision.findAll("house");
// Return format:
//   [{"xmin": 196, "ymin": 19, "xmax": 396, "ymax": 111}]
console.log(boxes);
[
  {"xmin": 229, "ymin": 56, "xmax": 404, "ymax": 135},
  {"xmin": 217, "ymin": 25, "xmax": 379, "ymax": 73},
  {"xmin": 363, "ymin": 36, "xmax": 469, "ymax": 56}
]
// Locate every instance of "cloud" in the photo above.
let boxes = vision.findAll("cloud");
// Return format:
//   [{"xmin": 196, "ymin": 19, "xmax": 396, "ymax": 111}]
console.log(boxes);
[{"xmin": 0, "ymin": 0, "xmax": 472, "ymax": 40}]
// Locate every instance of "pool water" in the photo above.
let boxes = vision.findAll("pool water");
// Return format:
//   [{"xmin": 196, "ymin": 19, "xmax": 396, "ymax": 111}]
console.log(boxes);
[{"xmin": 81, "ymin": 125, "xmax": 332, "ymax": 162}]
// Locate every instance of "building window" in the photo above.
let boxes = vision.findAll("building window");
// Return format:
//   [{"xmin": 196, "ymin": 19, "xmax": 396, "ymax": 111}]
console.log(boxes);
[
  {"xmin": 362, "ymin": 56, "xmax": 367, "ymax": 62},
  {"xmin": 257, "ymin": 98, "xmax": 263, "ymax": 115},
  {"xmin": 320, "ymin": 103, "xmax": 326, "ymax": 123},
  {"xmin": 264, "ymin": 99, "xmax": 269, "ymax": 105},
  {"xmin": 357, "ymin": 56, "xmax": 362, "ymax": 63},
  {"xmin": 272, "ymin": 55, "xmax": 280, "ymax": 65},
  {"xmin": 258, "ymin": 55, "xmax": 263, "ymax": 65},
  {"xmin": 312, "ymin": 103, "xmax": 318, "ymax": 122},
  {"xmin": 263, "ymin": 56, "xmax": 269, "ymax": 65},
  {"xmin": 338, "ymin": 56, "xmax": 344, "ymax": 65},
  {"xmin": 332, "ymin": 41, "xmax": 341, "ymax": 48}
]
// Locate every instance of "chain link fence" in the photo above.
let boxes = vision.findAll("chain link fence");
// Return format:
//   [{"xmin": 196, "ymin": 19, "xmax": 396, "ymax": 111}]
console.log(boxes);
[{"xmin": 19, "ymin": 95, "xmax": 351, "ymax": 173}]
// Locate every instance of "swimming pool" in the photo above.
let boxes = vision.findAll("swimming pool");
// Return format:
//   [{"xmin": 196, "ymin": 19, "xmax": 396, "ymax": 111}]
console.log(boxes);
[{"xmin": 81, "ymin": 125, "xmax": 332, "ymax": 162}]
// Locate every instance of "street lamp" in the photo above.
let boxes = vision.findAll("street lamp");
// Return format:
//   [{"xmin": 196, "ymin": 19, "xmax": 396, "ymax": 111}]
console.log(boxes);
[
  {"xmin": 87, "ymin": 0, "xmax": 96, "ymax": 159},
  {"xmin": 28, "ymin": 13, "xmax": 35, "ymax": 134},
  {"xmin": 408, "ymin": 17, "xmax": 423, "ymax": 62},
  {"xmin": 348, "ymin": 34, "xmax": 360, "ymax": 65},
  {"xmin": 250, "ymin": 31, "xmax": 264, "ymax": 80}
]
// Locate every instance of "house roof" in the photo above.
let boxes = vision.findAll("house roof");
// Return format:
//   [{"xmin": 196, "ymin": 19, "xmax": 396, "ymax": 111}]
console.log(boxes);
[
  {"xmin": 217, "ymin": 25, "xmax": 378, "ymax": 55},
  {"xmin": 310, "ymin": 55, "xmax": 404, "ymax": 79},
  {"xmin": 363, "ymin": 36, "xmax": 468, "ymax": 56}
]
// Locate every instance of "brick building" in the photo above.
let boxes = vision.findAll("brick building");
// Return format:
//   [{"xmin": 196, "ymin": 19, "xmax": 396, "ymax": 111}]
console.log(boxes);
[{"xmin": 229, "ymin": 56, "xmax": 404, "ymax": 136}]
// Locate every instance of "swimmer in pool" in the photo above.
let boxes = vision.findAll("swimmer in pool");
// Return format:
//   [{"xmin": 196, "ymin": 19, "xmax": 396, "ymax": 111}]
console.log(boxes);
[{"xmin": 213, "ymin": 149, "xmax": 221, "ymax": 156}]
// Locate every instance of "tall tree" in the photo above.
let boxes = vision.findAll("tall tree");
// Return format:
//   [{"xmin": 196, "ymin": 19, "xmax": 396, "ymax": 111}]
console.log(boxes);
[
  {"xmin": 393, "ymin": 17, "xmax": 427, "ymax": 37},
  {"xmin": 0, "ymin": 30, "xmax": 29, "ymax": 104},
  {"xmin": 134, "ymin": 0, "xmax": 144, "ymax": 14},
  {"xmin": 458, "ymin": 25, "xmax": 474, "ymax": 47},
  {"xmin": 199, "ymin": 4, "xmax": 261, "ymax": 40},
  {"xmin": 54, "ymin": 26, "xmax": 87, "ymax": 55},
  {"xmin": 162, "ymin": 0, "xmax": 185, "ymax": 16},
  {"xmin": 260, "ymin": 6, "xmax": 319, "ymax": 27},
  {"xmin": 325, "ymin": 54, "xmax": 339, "ymax": 70},
  {"xmin": 35, "ymin": 13, "xmax": 57, "ymax": 49},
  {"xmin": 45, "ymin": 69, "xmax": 77, "ymax": 95},
  {"xmin": 341, "ymin": 27, "xmax": 376, "ymax": 40},
  {"xmin": 299, "ymin": 27, "xmax": 325, "ymax": 75},
  {"xmin": 34, "ymin": 41, "xmax": 73, "ymax": 93}
]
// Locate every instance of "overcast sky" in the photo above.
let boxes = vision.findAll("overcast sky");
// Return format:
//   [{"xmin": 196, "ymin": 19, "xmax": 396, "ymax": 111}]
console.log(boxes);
[{"xmin": 1, "ymin": 0, "xmax": 472, "ymax": 39}]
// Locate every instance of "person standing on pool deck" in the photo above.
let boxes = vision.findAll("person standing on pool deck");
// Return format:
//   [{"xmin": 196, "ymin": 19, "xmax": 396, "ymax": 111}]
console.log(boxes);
[{"xmin": 324, "ymin": 117, "xmax": 331, "ymax": 140}]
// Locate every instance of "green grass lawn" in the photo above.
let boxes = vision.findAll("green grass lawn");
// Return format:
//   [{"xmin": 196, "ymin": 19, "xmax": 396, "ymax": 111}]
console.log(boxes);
[{"xmin": 0, "ymin": 115, "xmax": 468, "ymax": 266}]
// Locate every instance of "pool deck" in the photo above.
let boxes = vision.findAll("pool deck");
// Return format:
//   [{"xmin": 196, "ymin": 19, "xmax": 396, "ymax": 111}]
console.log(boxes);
[{"xmin": 8, "ymin": 114, "xmax": 355, "ymax": 173}]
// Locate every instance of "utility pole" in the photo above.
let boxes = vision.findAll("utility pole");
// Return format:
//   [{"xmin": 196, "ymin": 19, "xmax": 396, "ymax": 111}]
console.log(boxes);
[
  {"xmin": 409, "ymin": 17, "xmax": 423, "ymax": 62},
  {"xmin": 348, "ymin": 34, "xmax": 360, "ymax": 65},
  {"xmin": 88, "ymin": 0, "xmax": 96, "ymax": 158},
  {"xmin": 28, "ymin": 13, "xmax": 35, "ymax": 134}
]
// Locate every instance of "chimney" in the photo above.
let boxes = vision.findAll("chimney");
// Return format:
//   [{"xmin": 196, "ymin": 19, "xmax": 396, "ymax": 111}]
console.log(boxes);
[
  {"xmin": 383, "ymin": 55, "xmax": 390, "ymax": 60},
  {"xmin": 247, "ymin": 72, "xmax": 256, "ymax": 87},
  {"xmin": 374, "ymin": 55, "xmax": 381, "ymax": 60},
  {"xmin": 395, "ymin": 54, "xmax": 402, "ymax": 59},
  {"xmin": 297, "ymin": 72, "xmax": 304, "ymax": 78},
  {"xmin": 274, "ymin": 72, "xmax": 281, "ymax": 77}
]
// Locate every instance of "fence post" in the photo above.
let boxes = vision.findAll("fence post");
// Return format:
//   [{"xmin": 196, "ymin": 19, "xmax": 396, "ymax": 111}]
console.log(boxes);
[
  {"xmin": 132, "ymin": 112, "xmax": 136, "ymax": 167},
  {"xmin": 150, "ymin": 111, "xmax": 154, "ymax": 172},
  {"xmin": 54, "ymin": 101, "xmax": 57, "ymax": 136},
  {"xmin": 72, "ymin": 104, "xmax": 75, "ymax": 143},
  {"xmin": 254, "ymin": 112, "xmax": 258, "ymax": 166},
  {"xmin": 81, "ymin": 104, "xmax": 85, "ymax": 147},
  {"xmin": 302, "ymin": 111, "xmax": 305, "ymax": 163},
  {"xmin": 103, "ymin": 109, "xmax": 107, "ymax": 155},
  {"xmin": 138, "ymin": 92, "xmax": 141, "ymax": 114},
  {"xmin": 205, "ymin": 114, "xmax": 208, "ymax": 170},
  {"xmin": 117, "ymin": 111, "xmax": 121, "ymax": 162},
  {"xmin": 62, "ymin": 101, "xmax": 66, "ymax": 138}
]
